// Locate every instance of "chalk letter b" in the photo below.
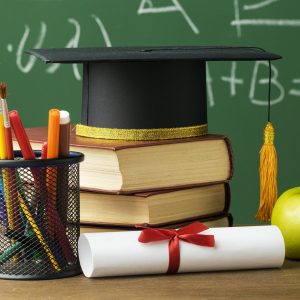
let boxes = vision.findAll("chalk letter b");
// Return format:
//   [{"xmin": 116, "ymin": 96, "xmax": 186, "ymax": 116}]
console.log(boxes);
[{"xmin": 250, "ymin": 61, "xmax": 284, "ymax": 106}]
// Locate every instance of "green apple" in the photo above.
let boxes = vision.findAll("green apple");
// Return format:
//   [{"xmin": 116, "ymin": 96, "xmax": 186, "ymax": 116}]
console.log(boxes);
[{"xmin": 271, "ymin": 187, "xmax": 300, "ymax": 259}]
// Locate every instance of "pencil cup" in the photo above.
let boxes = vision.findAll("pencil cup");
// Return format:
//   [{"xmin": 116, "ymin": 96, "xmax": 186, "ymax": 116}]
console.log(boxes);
[{"xmin": 0, "ymin": 151, "xmax": 84, "ymax": 280}]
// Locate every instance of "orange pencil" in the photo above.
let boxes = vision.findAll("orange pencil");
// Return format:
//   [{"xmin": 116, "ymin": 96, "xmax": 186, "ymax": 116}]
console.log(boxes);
[
  {"xmin": 46, "ymin": 109, "xmax": 60, "ymax": 238},
  {"xmin": 45, "ymin": 109, "xmax": 76, "ymax": 261},
  {"xmin": 47, "ymin": 109, "xmax": 60, "ymax": 159}
]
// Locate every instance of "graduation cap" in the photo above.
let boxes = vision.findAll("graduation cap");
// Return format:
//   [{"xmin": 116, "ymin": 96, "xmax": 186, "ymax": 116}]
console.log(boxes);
[{"xmin": 27, "ymin": 46, "xmax": 282, "ymax": 222}]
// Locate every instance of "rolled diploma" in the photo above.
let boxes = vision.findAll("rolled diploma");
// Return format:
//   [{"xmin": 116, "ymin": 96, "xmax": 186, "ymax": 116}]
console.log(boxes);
[{"xmin": 78, "ymin": 226, "xmax": 285, "ymax": 278}]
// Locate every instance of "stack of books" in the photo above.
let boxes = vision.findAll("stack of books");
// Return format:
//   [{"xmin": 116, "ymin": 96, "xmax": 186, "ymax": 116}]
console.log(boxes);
[{"xmin": 16, "ymin": 127, "xmax": 234, "ymax": 232}]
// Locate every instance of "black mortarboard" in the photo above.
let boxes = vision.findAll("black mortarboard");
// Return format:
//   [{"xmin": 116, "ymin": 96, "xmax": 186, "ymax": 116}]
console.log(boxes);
[
  {"xmin": 26, "ymin": 46, "xmax": 281, "ymax": 141},
  {"xmin": 27, "ymin": 46, "xmax": 283, "ymax": 223}
]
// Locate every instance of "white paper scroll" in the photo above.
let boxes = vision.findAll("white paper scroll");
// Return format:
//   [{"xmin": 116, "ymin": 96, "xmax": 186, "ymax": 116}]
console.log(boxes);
[{"xmin": 78, "ymin": 226, "xmax": 285, "ymax": 278}]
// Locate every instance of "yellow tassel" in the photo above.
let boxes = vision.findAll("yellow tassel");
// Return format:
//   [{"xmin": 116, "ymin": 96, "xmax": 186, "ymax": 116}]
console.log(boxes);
[{"xmin": 256, "ymin": 122, "xmax": 278, "ymax": 222}]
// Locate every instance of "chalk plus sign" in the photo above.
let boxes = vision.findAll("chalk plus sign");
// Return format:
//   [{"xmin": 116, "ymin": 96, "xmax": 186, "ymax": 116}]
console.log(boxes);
[{"xmin": 221, "ymin": 62, "xmax": 244, "ymax": 96}]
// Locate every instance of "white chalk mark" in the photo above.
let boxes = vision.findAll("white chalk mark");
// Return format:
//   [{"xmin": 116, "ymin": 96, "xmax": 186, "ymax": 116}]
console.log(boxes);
[
  {"xmin": 289, "ymin": 89, "xmax": 300, "ymax": 97},
  {"xmin": 221, "ymin": 62, "xmax": 244, "ymax": 96},
  {"xmin": 92, "ymin": 14, "xmax": 112, "ymax": 47},
  {"xmin": 232, "ymin": 0, "xmax": 300, "ymax": 33},
  {"xmin": 231, "ymin": 19, "xmax": 300, "ymax": 27},
  {"xmin": 46, "ymin": 18, "xmax": 81, "ymax": 80},
  {"xmin": 138, "ymin": 0, "xmax": 199, "ymax": 34},
  {"xmin": 292, "ymin": 78, "xmax": 300, "ymax": 84},
  {"xmin": 250, "ymin": 61, "xmax": 284, "ymax": 106},
  {"xmin": 138, "ymin": 0, "xmax": 153, "ymax": 11},
  {"xmin": 206, "ymin": 64, "xmax": 214, "ymax": 107},
  {"xmin": 289, "ymin": 78, "xmax": 300, "ymax": 96},
  {"xmin": 7, "ymin": 44, "xmax": 13, "ymax": 52},
  {"xmin": 233, "ymin": 0, "xmax": 242, "ymax": 37},
  {"xmin": 138, "ymin": 6, "xmax": 179, "ymax": 13},
  {"xmin": 172, "ymin": 0, "xmax": 199, "ymax": 34},
  {"xmin": 16, "ymin": 22, "xmax": 47, "ymax": 73},
  {"xmin": 243, "ymin": 0, "xmax": 278, "ymax": 11}
]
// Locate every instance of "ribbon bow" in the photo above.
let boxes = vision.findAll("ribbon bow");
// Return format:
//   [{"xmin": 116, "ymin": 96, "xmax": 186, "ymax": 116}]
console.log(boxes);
[{"xmin": 137, "ymin": 221, "xmax": 215, "ymax": 274}]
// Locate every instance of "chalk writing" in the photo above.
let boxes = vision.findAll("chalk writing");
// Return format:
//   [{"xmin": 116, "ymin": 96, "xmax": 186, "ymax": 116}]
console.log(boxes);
[
  {"xmin": 206, "ymin": 65, "xmax": 214, "ymax": 107},
  {"xmin": 232, "ymin": 0, "xmax": 300, "ymax": 37},
  {"xmin": 289, "ymin": 79, "xmax": 300, "ymax": 97},
  {"xmin": 138, "ymin": 0, "xmax": 199, "ymax": 34},
  {"xmin": 243, "ymin": 0, "xmax": 279, "ymax": 11},
  {"xmin": 249, "ymin": 61, "xmax": 284, "ymax": 106},
  {"xmin": 4, "ymin": 3, "xmax": 297, "ymax": 108},
  {"xmin": 206, "ymin": 62, "xmax": 285, "ymax": 107},
  {"xmin": 7, "ymin": 44, "xmax": 13, "ymax": 53},
  {"xmin": 221, "ymin": 62, "xmax": 244, "ymax": 97},
  {"xmin": 16, "ymin": 22, "xmax": 47, "ymax": 73},
  {"xmin": 233, "ymin": 0, "xmax": 242, "ymax": 37},
  {"xmin": 9, "ymin": 15, "xmax": 112, "ymax": 80},
  {"xmin": 91, "ymin": 14, "xmax": 112, "ymax": 47},
  {"xmin": 46, "ymin": 18, "xmax": 81, "ymax": 80}
]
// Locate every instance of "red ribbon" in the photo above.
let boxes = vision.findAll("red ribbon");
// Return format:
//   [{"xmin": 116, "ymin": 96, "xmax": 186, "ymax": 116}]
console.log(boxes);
[{"xmin": 137, "ymin": 221, "xmax": 215, "ymax": 274}]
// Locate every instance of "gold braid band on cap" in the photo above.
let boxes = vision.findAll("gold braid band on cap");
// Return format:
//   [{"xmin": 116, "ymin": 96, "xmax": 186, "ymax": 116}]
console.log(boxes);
[{"xmin": 76, "ymin": 124, "xmax": 208, "ymax": 140}]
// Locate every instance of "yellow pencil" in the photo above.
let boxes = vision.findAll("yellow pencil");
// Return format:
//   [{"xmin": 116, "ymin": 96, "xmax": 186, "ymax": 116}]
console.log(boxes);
[
  {"xmin": 18, "ymin": 193, "xmax": 61, "ymax": 272},
  {"xmin": 0, "ymin": 96, "xmax": 12, "ymax": 237},
  {"xmin": 0, "ymin": 85, "xmax": 15, "ymax": 256},
  {"xmin": 0, "ymin": 104, "xmax": 6, "ymax": 159}
]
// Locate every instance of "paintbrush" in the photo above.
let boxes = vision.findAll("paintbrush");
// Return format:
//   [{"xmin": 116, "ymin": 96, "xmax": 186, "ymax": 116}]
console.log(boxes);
[{"xmin": 0, "ymin": 83, "xmax": 13, "ymax": 160}]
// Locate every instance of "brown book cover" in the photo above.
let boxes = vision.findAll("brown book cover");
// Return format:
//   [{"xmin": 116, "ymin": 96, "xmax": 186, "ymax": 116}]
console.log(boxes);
[
  {"xmin": 20, "ymin": 125, "xmax": 233, "ymax": 153},
  {"xmin": 80, "ymin": 213, "xmax": 233, "ymax": 233},
  {"xmin": 80, "ymin": 183, "xmax": 231, "ymax": 227},
  {"xmin": 15, "ymin": 126, "xmax": 234, "ymax": 194}
]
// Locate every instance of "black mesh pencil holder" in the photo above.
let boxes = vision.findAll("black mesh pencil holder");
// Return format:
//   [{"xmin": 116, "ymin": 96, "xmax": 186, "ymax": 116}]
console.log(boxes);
[{"xmin": 0, "ymin": 151, "xmax": 84, "ymax": 280}]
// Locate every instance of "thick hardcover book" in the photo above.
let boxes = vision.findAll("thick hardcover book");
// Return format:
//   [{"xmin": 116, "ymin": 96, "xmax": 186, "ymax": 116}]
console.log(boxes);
[
  {"xmin": 80, "ymin": 183, "xmax": 230, "ymax": 226},
  {"xmin": 14, "ymin": 127, "xmax": 234, "ymax": 194},
  {"xmin": 80, "ymin": 213, "xmax": 233, "ymax": 233}
]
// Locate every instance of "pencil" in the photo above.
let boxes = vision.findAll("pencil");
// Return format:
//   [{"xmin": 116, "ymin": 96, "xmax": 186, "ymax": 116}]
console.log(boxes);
[
  {"xmin": 18, "ymin": 192, "xmax": 61, "ymax": 272},
  {"xmin": 41, "ymin": 142, "xmax": 48, "ymax": 159},
  {"xmin": 0, "ymin": 178, "xmax": 8, "ymax": 228},
  {"xmin": 46, "ymin": 109, "xmax": 60, "ymax": 238},
  {"xmin": 47, "ymin": 109, "xmax": 60, "ymax": 159},
  {"xmin": 0, "ymin": 97, "xmax": 6, "ymax": 159},
  {"xmin": 0, "ymin": 85, "xmax": 14, "ymax": 248},
  {"xmin": 0, "ymin": 241, "xmax": 23, "ymax": 265},
  {"xmin": 0, "ymin": 84, "xmax": 21, "ymax": 249},
  {"xmin": 9, "ymin": 110, "xmax": 43, "ymax": 209},
  {"xmin": 45, "ymin": 110, "xmax": 75, "ymax": 262},
  {"xmin": 57, "ymin": 111, "xmax": 70, "ymax": 225}
]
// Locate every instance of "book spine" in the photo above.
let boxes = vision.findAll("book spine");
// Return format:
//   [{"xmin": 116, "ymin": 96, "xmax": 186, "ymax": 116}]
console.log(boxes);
[
  {"xmin": 224, "ymin": 137, "xmax": 234, "ymax": 181},
  {"xmin": 224, "ymin": 183, "xmax": 231, "ymax": 213}
]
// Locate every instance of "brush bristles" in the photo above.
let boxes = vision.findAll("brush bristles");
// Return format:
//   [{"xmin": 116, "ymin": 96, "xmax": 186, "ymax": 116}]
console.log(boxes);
[{"xmin": 0, "ymin": 82, "xmax": 7, "ymax": 99}]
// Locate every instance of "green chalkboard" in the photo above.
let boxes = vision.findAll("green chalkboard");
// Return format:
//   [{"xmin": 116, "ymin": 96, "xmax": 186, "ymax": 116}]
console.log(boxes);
[{"xmin": 1, "ymin": 0, "xmax": 299, "ymax": 224}]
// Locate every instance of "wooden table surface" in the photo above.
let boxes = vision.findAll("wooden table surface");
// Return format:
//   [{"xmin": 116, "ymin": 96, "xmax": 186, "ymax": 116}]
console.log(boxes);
[{"xmin": 0, "ymin": 259, "xmax": 299, "ymax": 300}]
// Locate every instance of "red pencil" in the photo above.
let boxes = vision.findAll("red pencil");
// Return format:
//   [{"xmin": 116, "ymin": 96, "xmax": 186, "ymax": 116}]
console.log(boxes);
[
  {"xmin": 9, "ymin": 110, "xmax": 35, "ymax": 160},
  {"xmin": 41, "ymin": 142, "xmax": 48, "ymax": 159}
]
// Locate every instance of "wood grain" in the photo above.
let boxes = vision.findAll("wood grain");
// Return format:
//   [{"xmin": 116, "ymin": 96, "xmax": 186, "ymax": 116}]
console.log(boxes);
[{"xmin": 0, "ymin": 260, "xmax": 299, "ymax": 300}]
